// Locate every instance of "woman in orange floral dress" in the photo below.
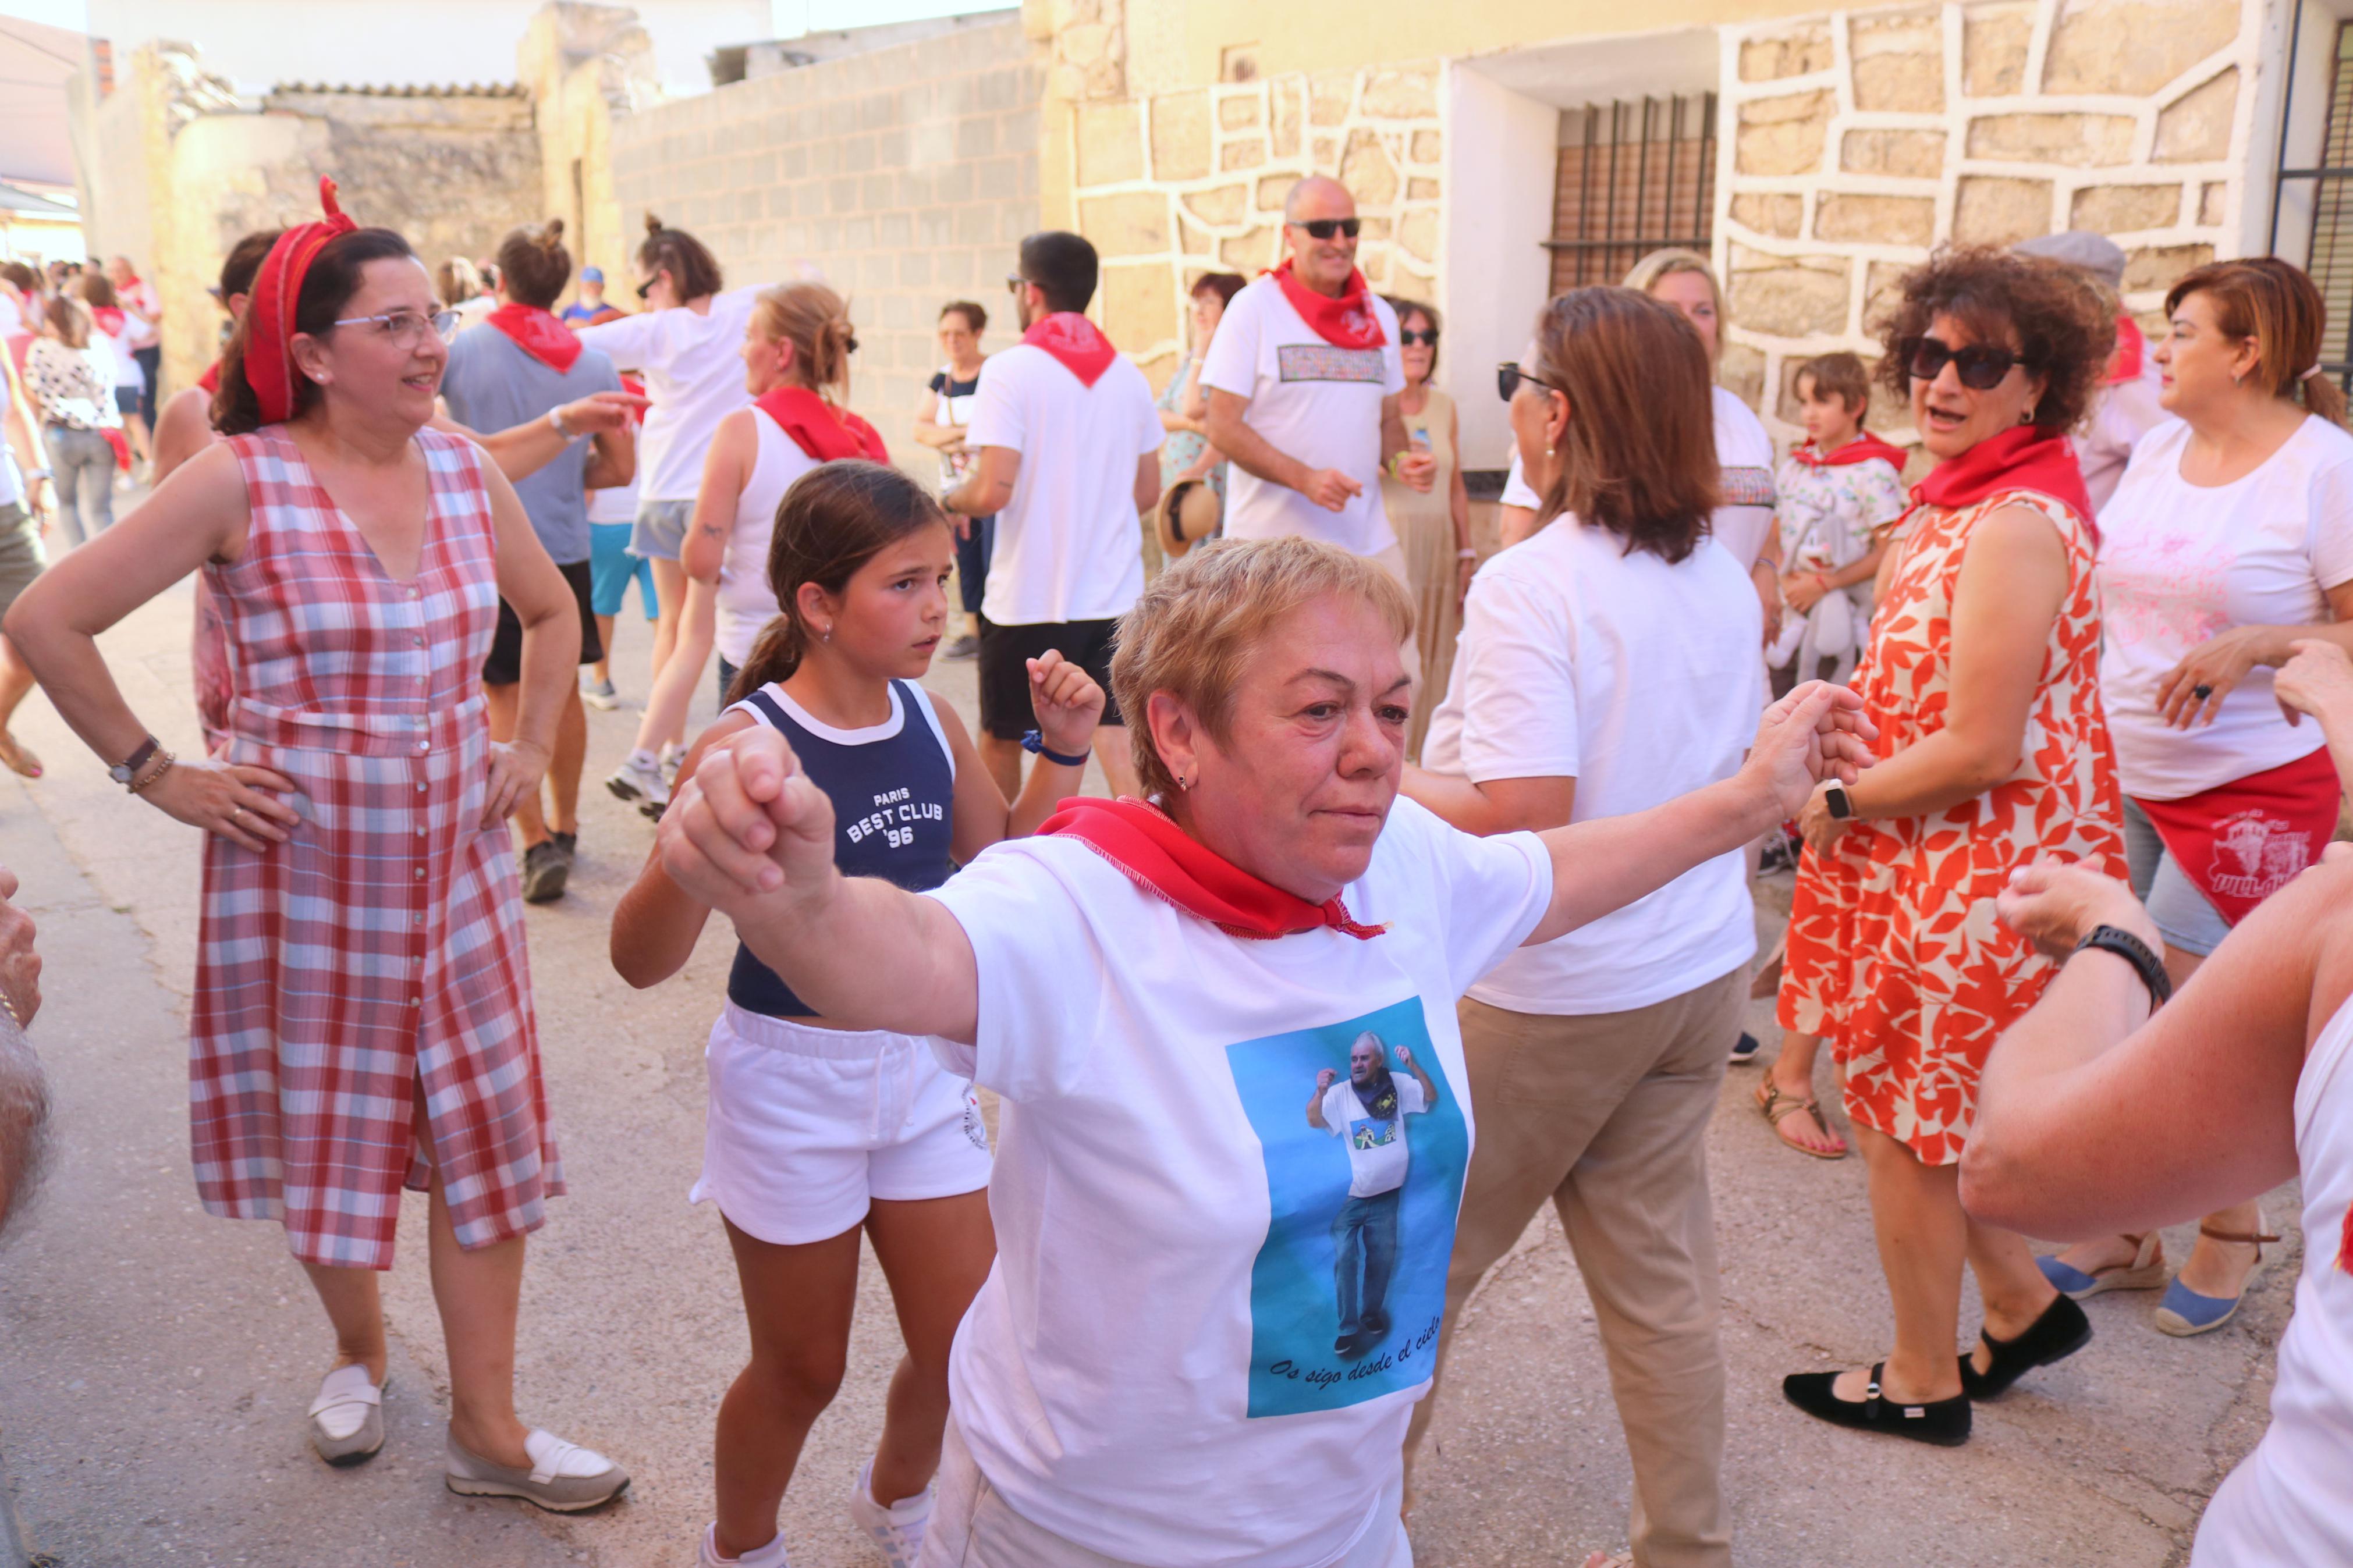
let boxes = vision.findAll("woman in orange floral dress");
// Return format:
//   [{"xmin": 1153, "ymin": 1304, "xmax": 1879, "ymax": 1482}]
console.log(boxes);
[{"xmin": 1777, "ymin": 248, "xmax": 2127, "ymax": 1448}]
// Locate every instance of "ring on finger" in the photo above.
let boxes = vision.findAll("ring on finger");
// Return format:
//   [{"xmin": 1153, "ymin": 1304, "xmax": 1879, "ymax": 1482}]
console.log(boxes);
[{"xmin": 2192, "ymin": 682, "xmax": 2214, "ymax": 701}]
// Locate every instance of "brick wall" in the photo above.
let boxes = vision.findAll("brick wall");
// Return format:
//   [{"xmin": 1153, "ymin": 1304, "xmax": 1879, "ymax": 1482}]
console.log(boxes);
[{"xmin": 607, "ymin": 18, "xmax": 1043, "ymax": 462}]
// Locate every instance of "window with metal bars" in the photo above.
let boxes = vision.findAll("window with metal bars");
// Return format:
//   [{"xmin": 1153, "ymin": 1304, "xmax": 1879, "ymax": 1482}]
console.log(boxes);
[
  {"xmin": 1546, "ymin": 94, "xmax": 1717, "ymax": 294},
  {"xmin": 2276, "ymin": 15, "xmax": 2353, "ymax": 386}
]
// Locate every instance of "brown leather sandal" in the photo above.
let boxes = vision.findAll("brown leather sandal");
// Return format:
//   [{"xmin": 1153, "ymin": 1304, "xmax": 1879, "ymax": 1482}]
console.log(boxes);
[{"xmin": 1754, "ymin": 1080, "xmax": 1848, "ymax": 1158}]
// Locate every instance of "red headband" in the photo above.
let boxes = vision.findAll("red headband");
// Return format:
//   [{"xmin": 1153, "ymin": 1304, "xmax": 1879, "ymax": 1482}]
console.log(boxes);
[{"xmin": 243, "ymin": 176, "xmax": 358, "ymax": 425}]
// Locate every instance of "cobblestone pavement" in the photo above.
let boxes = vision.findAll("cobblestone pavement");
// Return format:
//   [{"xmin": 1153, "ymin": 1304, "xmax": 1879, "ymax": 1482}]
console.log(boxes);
[{"xmin": 0, "ymin": 572, "xmax": 2294, "ymax": 1567}]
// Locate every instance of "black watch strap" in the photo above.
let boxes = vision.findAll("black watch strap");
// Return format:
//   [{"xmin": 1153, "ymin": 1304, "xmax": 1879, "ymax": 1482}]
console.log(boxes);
[
  {"xmin": 110, "ymin": 734, "xmax": 159, "ymax": 785},
  {"xmin": 2073, "ymin": 924, "xmax": 2172, "ymax": 1007}
]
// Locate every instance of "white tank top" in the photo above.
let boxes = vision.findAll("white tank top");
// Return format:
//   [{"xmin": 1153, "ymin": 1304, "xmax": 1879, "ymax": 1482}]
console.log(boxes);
[
  {"xmin": 2191, "ymin": 989, "xmax": 2353, "ymax": 1566},
  {"xmin": 716, "ymin": 408, "xmax": 820, "ymax": 669}
]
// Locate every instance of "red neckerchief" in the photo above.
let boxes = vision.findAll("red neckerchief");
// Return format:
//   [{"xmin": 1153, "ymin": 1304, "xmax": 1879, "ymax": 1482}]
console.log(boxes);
[
  {"xmin": 1903, "ymin": 424, "xmax": 2095, "ymax": 543},
  {"xmin": 1268, "ymin": 258, "xmax": 1385, "ymax": 350},
  {"xmin": 485, "ymin": 301, "xmax": 583, "ymax": 372},
  {"xmin": 753, "ymin": 385, "xmax": 888, "ymax": 463},
  {"xmin": 244, "ymin": 177, "xmax": 358, "ymax": 424},
  {"xmin": 2107, "ymin": 315, "xmax": 2145, "ymax": 386},
  {"xmin": 90, "ymin": 305, "xmax": 125, "ymax": 337},
  {"xmin": 1020, "ymin": 312, "xmax": 1119, "ymax": 387},
  {"xmin": 197, "ymin": 360, "xmax": 220, "ymax": 395},
  {"xmin": 1791, "ymin": 431, "xmax": 1907, "ymax": 470},
  {"xmin": 618, "ymin": 371, "xmax": 646, "ymax": 424},
  {"xmin": 2130, "ymin": 749, "xmax": 2343, "ymax": 927},
  {"xmin": 1039, "ymin": 796, "xmax": 1389, "ymax": 941}
]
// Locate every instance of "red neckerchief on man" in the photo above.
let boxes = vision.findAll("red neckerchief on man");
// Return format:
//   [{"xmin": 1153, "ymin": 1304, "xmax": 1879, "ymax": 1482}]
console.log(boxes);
[
  {"xmin": 2106, "ymin": 315, "xmax": 2145, "ymax": 386},
  {"xmin": 1020, "ymin": 312, "xmax": 1119, "ymax": 387},
  {"xmin": 1039, "ymin": 796, "xmax": 1388, "ymax": 941},
  {"xmin": 1790, "ymin": 431, "xmax": 1908, "ymax": 471},
  {"xmin": 1267, "ymin": 257, "xmax": 1385, "ymax": 350},
  {"xmin": 243, "ymin": 177, "xmax": 358, "ymax": 425},
  {"xmin": 485, "ymin": 301, "xmax": 584, "ymax": 373},
  {"xmin": 753, "ymin": 385, "xmax": 889, "ymax": 463}
]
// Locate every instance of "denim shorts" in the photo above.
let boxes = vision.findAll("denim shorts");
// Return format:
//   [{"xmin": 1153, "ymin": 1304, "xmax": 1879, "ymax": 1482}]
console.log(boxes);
[
  {"xmin": 589, "ymin": 521, "xmax": 656, "ymax": 618},
  {"xmin": 630, "ymin": 497, "xmax": 693, "ymax": 562},
  {"xmin": 2122, "ymin": 797, "xmax": 2231, "ymax": 957}
]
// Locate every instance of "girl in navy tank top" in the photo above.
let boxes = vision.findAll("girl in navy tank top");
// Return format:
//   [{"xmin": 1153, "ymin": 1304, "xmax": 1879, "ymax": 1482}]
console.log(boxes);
[{"xmin": 612, "ymin": 460, "xmax": 1104, "ymax": 1567}]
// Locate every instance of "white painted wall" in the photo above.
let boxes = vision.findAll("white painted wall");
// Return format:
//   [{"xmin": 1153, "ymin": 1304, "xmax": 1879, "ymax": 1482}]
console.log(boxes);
[
  {"xmin": 79, "ymin": 0, "xmax": 771, "ymax": 96},
  {"xmin": 1442, "ymin": 60, "xmax": 1557, "ymax": 474}
]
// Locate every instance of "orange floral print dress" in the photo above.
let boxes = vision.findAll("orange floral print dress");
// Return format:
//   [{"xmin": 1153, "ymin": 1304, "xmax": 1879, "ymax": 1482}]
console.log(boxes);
[{"xmin": 1777, "ymin": 488, "xmax": 2126, "ymax": 1165}]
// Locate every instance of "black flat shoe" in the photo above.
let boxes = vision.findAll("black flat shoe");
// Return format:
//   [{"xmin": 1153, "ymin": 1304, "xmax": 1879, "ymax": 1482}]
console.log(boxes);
[
  {"xmin": 1959, "ymin": 1292, "xmax": 2091, "ymax": 1400},
  {"xmin": 1783, "ymin": 1363, "xmax": 1971, "ymax": 1447}
]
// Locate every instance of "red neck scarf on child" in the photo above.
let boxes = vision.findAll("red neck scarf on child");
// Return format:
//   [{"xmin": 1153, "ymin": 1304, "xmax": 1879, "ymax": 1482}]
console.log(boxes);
[
  {"xmin": 753, "ymin": 385, "xmax": 888, "ymax": 463},
  {"xmin": 1020, "ymin": 312, "xmax": 1119, "ymax": 387},
  {"xmin": 1038, "ymin": 796, "xmax": 1389, "ymax": 941},
  {"xmin": 2130, "ymin": 749, "xmax": 2344, "ymax": 928},
  {"xmin": 485, "ymin": 301, "xmax": 583, "ymax": 372},
  {"xmin": 1267, "ymin": 258, "xmax": 1385, "ymax": 350},
  {"xmin": 1791, "ymin": 431, "xmax": 1908, "ymax": 470}
]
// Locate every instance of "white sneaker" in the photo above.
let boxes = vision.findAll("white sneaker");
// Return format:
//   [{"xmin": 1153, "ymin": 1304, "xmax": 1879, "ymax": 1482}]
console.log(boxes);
[
  {"xmin": 580, "ymin": 675, "xmax": 620, "ymax": 710},
  {"xmin": 659, "ymin": 746, "xmax": 683, "ymax": 788},
  {"xmin": 698, "ymin": 1521, "xmax": 791, "ymax": 1567},
  {"xmin": 847, "ymin": 1458, "xmax": 932, "ymax": 1567},
  {"xmin": 605, "ymin": 752, "xmax": 670, "ymax": 809}
]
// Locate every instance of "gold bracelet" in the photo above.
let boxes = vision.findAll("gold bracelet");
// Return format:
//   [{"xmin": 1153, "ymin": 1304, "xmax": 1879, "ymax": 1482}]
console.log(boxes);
[{"xmin": 127, "ymin": 748, "xmax": 176, "ymax": 795}]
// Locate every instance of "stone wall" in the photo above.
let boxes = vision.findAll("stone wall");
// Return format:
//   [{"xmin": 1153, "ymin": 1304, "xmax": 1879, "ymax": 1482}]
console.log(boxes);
[
  {"xmin": 518, "ymin": 2, "xmax": 663, "ymax": 296},
  {"xmin": 605, "ymin": 17, "xmax": 1041, "ymax": 456},
  {"xmin": 1717, "ymin": 0, "xmax": 2261, "ymax": 441},
  {"xmin": 1059, "ymin": 62, "xmax": 1446, "ymax": 386}
]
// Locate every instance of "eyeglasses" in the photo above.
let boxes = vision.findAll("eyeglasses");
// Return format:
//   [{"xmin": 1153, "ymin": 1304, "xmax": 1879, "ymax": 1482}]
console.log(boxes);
[
  {"xmin": 331, "ymin": 308, "xmax": 461, "ymax": 349},
  {"xmin": 1902, "ymin": 335, "xmax": 2033, "ymax": 391},
  {"xmin": 1287, "ymin": 218, "xmax": 1361, "ymax": 241},
  {"xmin": 1497, "ymin": 362, "xmax": 1566, "ymax": 403},
  {"xmin": 1399, "ymin": 328, "xmax": 1439, "ymax": 347},
  {"xmin": 1006, "ymin": 273, "xmax": 1029, "ymax": 296},
  {"xmin": 635, "ymin": 276, "xmax": 655, "ymax": 301}
]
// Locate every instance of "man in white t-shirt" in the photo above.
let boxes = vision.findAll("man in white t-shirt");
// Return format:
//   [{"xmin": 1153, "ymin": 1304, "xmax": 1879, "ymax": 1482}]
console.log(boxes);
[
  {"xmin": 1308, "ymin": 1029, "xmax": 1438, "ymax": 1358},
  {"xmin": 1202, "ymin": 177, "xmax": 1432, "ymax": 575},
  {"xmin": 944, "ymin": 230, "xmax": 1160, "ymax": 801}
]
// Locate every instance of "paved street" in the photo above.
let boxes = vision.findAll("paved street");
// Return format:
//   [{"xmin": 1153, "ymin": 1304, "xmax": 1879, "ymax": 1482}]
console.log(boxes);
[{"xmin": 0, "ymin": 568, "xmax": 2297, "ymax": 1567}]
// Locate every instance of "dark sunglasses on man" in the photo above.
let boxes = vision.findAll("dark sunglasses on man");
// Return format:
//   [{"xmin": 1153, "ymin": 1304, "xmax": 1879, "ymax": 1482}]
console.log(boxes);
[
  {"xmin": 1006, "ymin": 273, "xmax": 1029, "ymax": 296},
  {"xmin": 1496, "ymin": 362, "xmax": 1567, "ymax": 403},
  {"xmin": 1399, "ymin": 328, "xmax": 1438, "ymax": 347},
  {"xmin": 1903, "ymin": 335, "xmax": 2033, "ymax": 390},
  {"xmin": 1287, "ymin": 218, "xmax": 1361, "ymax": 240}
]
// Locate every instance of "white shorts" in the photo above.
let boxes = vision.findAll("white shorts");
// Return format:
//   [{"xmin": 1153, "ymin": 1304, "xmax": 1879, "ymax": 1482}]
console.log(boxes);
[{"xmin": 691, "ymin": 1003, "xmax": 992, "ymax": 1246}]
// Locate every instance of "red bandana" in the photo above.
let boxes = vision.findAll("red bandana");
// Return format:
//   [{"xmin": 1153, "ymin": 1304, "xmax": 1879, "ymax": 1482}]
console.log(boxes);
[
  {"xmin": 1268, "ymin": 258, "xmax": 1385, "ymax": 350},
  {"xmin": 1020, "ymin": 312, "xmax": 1119, "ymax": 387},
  {"xmin": 753, "ymin": 385, "xmax": 888, "ymax": 463},
  {"xmin": 197, "ymin": 360, "xmax": 220, "ymax": 395},
  {"xmin": 90, "ymin": 305, "xmax": 124, "ymax": 338},
  {"xmin": 485, "ymin": 301, "xmax": 583, "ymax": 372},
  {"xmin": 1039, "ymin": 796, "xmax": 1389, "ymax": 941},
  {"xmin": 243, "ymin": 176, "xmax": 359, "ymax": 425},
  {"xmin": 1908, "ymin": 424, "xmax": 2095, "ymax": 539},
  {"xmin": 1791, "ymin": 431, "xmax": 1908, "ymax": 471},
  {"xmin": 2130, "ymin": 749, "xmax": 2344, "ymax": 927},
  {"xmin": 2107, "ymin": 314, "xmax": 2145, "ymax": 386}
]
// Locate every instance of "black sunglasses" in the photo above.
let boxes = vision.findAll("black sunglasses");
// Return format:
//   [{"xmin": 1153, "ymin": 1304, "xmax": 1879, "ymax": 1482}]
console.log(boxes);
[
  {"xmin": 1497, "ymin": 362, "xmax": 1566, "ymax": 403},
  {"xmin": 1287, "ymin": 218, "xmax": 1361, "ymax": 240},
  {"xmin": 1903, "ymin": 335, "xmax": 2033, "ymax": 391},
  {"xmin": 1006, "ymin": 273, "xmax": 1028, "ymax": 296},
  {"xmin": 635, "ymin": 276, "xmax": 655, "ymax": 301},
  {"xmin": 1399, "ymin": 328, "xmax": 1439, "ymax": 347}
]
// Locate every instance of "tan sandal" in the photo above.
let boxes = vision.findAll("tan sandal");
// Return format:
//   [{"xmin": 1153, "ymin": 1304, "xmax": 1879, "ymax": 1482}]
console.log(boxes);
[
  {"xmin": 0, "ymin": 730, "xmax": 41, "ymax": 779},
  {"xmin": 1755, "ymin": 1080, "xmax": 1847, "ymax": 1158}
]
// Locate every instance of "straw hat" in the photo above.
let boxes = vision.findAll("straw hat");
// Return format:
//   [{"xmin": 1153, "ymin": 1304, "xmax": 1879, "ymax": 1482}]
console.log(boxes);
[{"xmin": 1154, "ymin": 477, "xmax": 1221, "ymax": 560}]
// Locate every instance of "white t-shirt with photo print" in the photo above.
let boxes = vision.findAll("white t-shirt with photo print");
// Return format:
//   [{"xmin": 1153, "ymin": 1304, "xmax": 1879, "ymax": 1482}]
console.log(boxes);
[
  {"xmin": 924, "ymin": 797, "xmax": 1551, "ymax": 1567},
  {"xmin": 1321, "ymin": 1075, "xmax": 1427, "ymax": 1199}
]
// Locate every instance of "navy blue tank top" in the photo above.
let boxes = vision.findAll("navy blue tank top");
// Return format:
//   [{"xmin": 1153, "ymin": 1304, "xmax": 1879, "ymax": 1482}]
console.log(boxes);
[{"xmin": 725, "ymin": 679, "xmax": 957, "ymax": 1018}]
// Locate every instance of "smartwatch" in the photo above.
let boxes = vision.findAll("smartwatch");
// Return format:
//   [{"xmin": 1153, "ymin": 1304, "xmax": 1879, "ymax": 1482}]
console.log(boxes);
[
  {"xmin": 2073, "ymin": 925, "xmax": 2173, "ymax": 1008},
  {"xmin": 109, "ymin": 734, "xmax": 160, "ymax": 787},
  {"xmin": 1822, "ymin": 780, "xmax": 1854, "ymax": 820}
]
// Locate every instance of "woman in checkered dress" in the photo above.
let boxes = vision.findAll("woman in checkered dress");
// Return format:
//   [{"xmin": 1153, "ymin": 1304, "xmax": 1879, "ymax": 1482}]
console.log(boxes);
[{"xmin": 3, "ymin": 200, "xmax": 629, "ymax": 1509}]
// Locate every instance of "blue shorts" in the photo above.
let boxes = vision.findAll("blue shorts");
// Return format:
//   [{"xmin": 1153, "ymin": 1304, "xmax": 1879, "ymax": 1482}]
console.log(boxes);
[
  {"xmin": 590, "ymin": 521, "xmax": 656, "ymax": 619},
  {"xmin": 631, "ymin": 497, "xmax": 693, "ymax": 562}
]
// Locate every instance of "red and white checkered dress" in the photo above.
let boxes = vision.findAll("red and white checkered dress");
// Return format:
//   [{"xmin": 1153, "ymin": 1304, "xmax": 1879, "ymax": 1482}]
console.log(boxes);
[{"xmin": 190, "ymin": 425, "xmax": 561, "ymax": 1269}]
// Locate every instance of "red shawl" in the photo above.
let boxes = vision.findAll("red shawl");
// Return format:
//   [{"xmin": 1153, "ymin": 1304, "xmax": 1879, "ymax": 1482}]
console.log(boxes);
[
  {"xmin": 1791, "ymin": 431, "xmax": 1908, "ymax": 471},
  {"xmin": 1020, "ymin": 312, "xmax": 1119, "ymax": 387},
  {"xmin": 485, "ymin": 301, "xmax": 583, "ymax": 372},
  {"xmin": 1039, "ymin": 796, "xmax": 1388, "ymax": 941},
  {"xmin": 2131, "ymin": 748, "xmax": 2344, "ymax": 927},
  {"xmin": 244, "ymin": 177, "xmax": 358, "ymax": 425},
  {"xmin": 2107, "ymin": 315, "xmax": 2145, "ymax": 386},
  {"xmin": 1911, "ymin": 424, "xmax": 2094, "ymax": 534},
  {"xmin": 753, "ymin": 385, "xmax": 888, "ymax": 463},
  {"xmin": 1268, "ymin": 258, "xmax": 1385, "ymax": 350}
]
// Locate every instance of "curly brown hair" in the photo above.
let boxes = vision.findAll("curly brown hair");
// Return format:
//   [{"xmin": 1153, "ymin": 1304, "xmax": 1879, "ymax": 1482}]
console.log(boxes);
[{"xmin": 1873, "ymin": 245, "xmax": 2114, "ymax": 436}]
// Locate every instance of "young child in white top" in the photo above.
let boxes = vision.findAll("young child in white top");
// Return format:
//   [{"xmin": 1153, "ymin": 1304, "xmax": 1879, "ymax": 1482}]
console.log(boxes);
[{"xmin": 1769, "ymin": 352, "xmax": 1910, "ymax": 687}]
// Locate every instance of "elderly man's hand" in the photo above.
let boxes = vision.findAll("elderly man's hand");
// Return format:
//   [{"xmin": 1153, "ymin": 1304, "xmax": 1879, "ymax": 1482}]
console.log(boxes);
[
  {"xmin": 1740, "ymin": 680, "xmax": 1878, "ymax": 821},
  {"xmin": 0, "ymin": 866, "xmax": 41, "ymax": 1026},
  {"xmin": 659, "ymin": 726, "xmax": 839, "ymax": 916},
  {"xmin": 1996, "ymin": 858, "xmax": 2159, "ymax": 961}
]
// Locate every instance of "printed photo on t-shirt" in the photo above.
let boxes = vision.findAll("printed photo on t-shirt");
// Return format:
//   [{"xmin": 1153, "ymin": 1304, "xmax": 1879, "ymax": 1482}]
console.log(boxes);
[{"xmin": 1224, "ymin": 995, "xmax": 1468, "ymax": 1419}]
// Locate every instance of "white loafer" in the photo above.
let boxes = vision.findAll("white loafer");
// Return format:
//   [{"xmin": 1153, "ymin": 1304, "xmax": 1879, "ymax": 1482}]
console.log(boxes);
[
  {"xmin": 445, "ymin": 1427, "xmax": 630, "ymax": 1512},
  {"xmin": 307, "ymin": 1363, "xmax": 386, "ymax": 1466}
]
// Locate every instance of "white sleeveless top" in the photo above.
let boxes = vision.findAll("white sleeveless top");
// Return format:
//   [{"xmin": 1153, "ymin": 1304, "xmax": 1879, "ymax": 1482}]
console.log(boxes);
[
  {"xmin": 715, "ymin": 408, "xmax": 821, "ymax": 669},
  {"xmin": 2192, "ymin": 990, "xmax": 2353, "ymax": 1566}
]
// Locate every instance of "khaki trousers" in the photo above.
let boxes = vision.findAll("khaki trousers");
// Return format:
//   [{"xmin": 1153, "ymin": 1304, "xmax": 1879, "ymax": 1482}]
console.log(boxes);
[{"xmin": 1403, "ymin": 968, "xmax": 1741, "ymax": 1568}]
